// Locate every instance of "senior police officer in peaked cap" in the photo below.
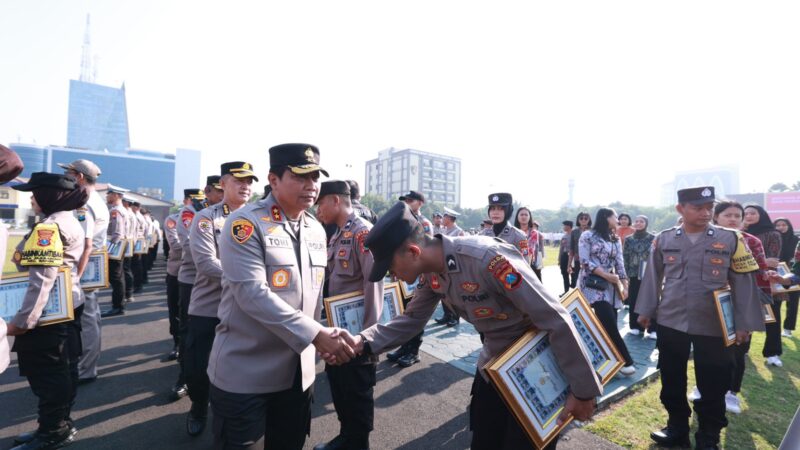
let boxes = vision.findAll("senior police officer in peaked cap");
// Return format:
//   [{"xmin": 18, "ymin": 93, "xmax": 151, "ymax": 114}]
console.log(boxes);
[
  {"xmin": 636, "ymin": 186, "xmax": 763, "ymax": 450},
  {"xmin": 441, "ymin": 207, "xmax": 466, "ymax": 237},
  {"xmin": 183, "ymin": 162, "xmax": 257, "ymax": 436},
  {"xmin": 481, "ymin": 193, "xmax": 531, "ymax": 263},
  {"xmin": 327, "ymin": 202, "xmax": 602, "ymax": 449},
  {"xmin": 207, "ymin": 144, "xmax": 356, "ymax": 450},
  {"xmin": 314, "ymin": 180, "xmax": 384, "ymax": 450},
  {"xmin": 101, "ymin": 185, "xmax": 129, "ymax": 317}
]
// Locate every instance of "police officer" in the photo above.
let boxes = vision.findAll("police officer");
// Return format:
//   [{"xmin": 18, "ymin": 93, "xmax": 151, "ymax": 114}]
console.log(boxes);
[
  {"xmin": 184, "ymin": 162, "xmax": 257, "ymax": 436},
  {"xmin": 347, "ymin": 180, "xmax": 377, "ymax": 224},
  {"xmin": 636, "ymin": 186, "xmax": 764, "ymax": 450},
  {"xmin": 7, "ymin": 172, "xmax": 89, "ymax": 450},
  {"xmin": 207, "ymin": 144, "xmax": 355, "ymax": 449},
  {"xmin": 385, "ymin": 191, "xmax": 435, "ymax": 367},
  {"xmin": 162, "ymin": 205, "xmax": 183, "ymax": 360},
  {"xmin": 121, "ymin": 196, "xmax": 136, "ymax": 303},
  {"xmin": 481, "ymin": 193, "xmax": 530, "ymax": 262},
  {"xmin": 441, "ymin": 207, "xmax": 465, "ymax": 237},
  {"xmin": 314, "ymin": 180, "xmax": 384, "ymax": 450},
  {"xmin": 101, "ymin": 186, "xmax": 128, "ymax": 317},
  {"xmin": 0, "ymin": 144, "xmax": 22, "ymax": 376},
  {"xmin": 432, "ymin": 212, "xmax": 445, "ymax": 235},
  {"xmin": 332, "ymin": 202, "xmax": 602, "ymax": 450},
  {"xmin": 130, "ymin": 201, "xmax": 148, "ymax": 290},
  {"xmin": 58, "ymin": 160, "xmax": 109, "ymax": 384}
]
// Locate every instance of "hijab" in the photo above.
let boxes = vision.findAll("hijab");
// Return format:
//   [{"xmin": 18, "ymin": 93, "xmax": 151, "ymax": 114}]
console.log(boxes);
[
  {"xmin": 633, "ymin": 215, "xmax": 650, "ymax": 238},
  {"xmin": 744, "ymin": 205, "xmax": 775, "ymax": 236},
  {"xmin": 33, "ymin": 184, "xmax": 89, "ymax": 217},
  {"xmin": 775, "ymin": 218, "xmax": 798, "ymax": 263}
]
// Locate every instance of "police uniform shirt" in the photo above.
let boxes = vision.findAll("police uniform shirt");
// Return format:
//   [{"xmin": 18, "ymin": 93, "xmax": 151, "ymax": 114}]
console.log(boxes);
[
  {"xmin": 432, "ymin": 225, "xmax": 446, "ymax": 235},
  {"xmin": 76, "ymin": 190, "xmax": 109, "ymax": 251},
  {"xmin": 107, "ymin": 204, "xmax": 127, "ymax": 246},
  {"xmin": 163, "ymin": 213, "xmax": 182, "ymax": 278},
  {"xmin": 177, "ymin": 204, "xmax": 199, "ymax": 284},
  {"xmin": 123, "ymin": 206, "xmax": 136, "ymax": 244},
  {"xmin": 150, "ymin": 219, "xmax": 161, "ymax": 247},
  {"xmin": 327, "ymin": 212, "xmax": 384, "ymax": 330},
  {"xmin": 359, "ymin": 235, "xmax": 603, "ymax": 399},
  {"xmin": 10, "ymin": 211, "xmax": 86, "ymax": 328},
  {"xmin": 188, "ymin": 202, "xmax": 231, "ymax": 318},
  {"xmin": 480, "ymin": 223, "xmax": 530, "ymax": 259},
  {"xmin": 352, "ymin": 200, "xmax": 377, "ymax": 224},
  {"xmin": 135, "ymin": 210, "xmax": 147, "ymax": 240},
  {"xmin": 635, "ymin": 224, "xmax": 765, "ymax": 336},
  {"xmin": 207, "ymin": 194, "xmax": 327, "ymax": 394},
  {"xmin": 443, "ymin": 224, "xmax": 466, "ymax": 237}
]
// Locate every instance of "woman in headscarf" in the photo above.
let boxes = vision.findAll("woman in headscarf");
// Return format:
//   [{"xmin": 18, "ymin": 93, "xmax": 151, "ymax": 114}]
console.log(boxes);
[
  {"xmin": 774, "ymin": 218, "xmax": 799, "ymax": 338},
  {"xmin": 6, "ymin": 172, "xmax": 88, "ymax": 449},
  {"xmin": 623, "ymin": 215, "xmax": 657, "ymax": 339},
  {"xmin": 743, "ymin": 204, "xmax": 784, "ymax": 367}
]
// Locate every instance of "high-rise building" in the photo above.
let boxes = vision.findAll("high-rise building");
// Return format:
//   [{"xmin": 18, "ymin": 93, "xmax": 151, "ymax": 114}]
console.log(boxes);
[
  {"xmin": 66, "ymin": 80, "xmax": 130, "ymax": 152},
  {"xmin": 365, "ymin": 147, "xmax": 461, "ymax": 207}
]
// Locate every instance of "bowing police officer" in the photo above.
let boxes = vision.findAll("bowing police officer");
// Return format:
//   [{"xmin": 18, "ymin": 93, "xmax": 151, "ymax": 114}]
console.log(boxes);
[
  {"xmin": 480, "ymin": 193, "xmax": 531, "ymax": 262},
  {"xmin": 332, "ymin": 202, "xmax": 602, "ymax": 450},
  {"xmin": 101, "ymin": 186, "xmax": 128, "ymax": 317},
  {"xmin": 636, "ymin": 186, "xmax": 764, "ymax": 450},
  {"xmin": 207, "ymin": 144, "xmax": 355, "ymax": 450},
  {"xmin": 314, "ymin": 180, "xmax": 384, "ymax": 450},
  {"xmin": 183, "ymin": 162, "xmax": 257, "ymax": 436},
  {"xmin": 7, "ymin": 173, "xmax": 89, "ymax": 450}
]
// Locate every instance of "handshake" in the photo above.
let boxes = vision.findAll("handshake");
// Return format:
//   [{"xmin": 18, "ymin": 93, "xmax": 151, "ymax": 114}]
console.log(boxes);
[{"xmin": 312, "ymin": 327, "xmax": 366, "ymax": 365}]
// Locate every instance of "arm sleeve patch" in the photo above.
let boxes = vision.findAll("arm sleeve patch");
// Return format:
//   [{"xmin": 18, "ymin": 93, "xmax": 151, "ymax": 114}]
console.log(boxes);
[
  {"xmin": 21, "ymin": 223, "xmax": 64, "ymax": 266},
  {"xmin": 732, "ymin": 231, "xmax": 759, "ymax": 273}
]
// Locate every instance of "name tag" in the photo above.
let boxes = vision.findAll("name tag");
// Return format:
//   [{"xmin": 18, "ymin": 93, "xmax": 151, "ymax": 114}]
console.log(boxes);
[{"xmin": 265, "ymin": 236, "xmax": 292, "ymax": 248}]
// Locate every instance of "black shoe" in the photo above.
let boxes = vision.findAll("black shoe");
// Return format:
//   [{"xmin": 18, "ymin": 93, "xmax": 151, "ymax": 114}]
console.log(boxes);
[
  {"xmin": 313, "ymin": 435, "xmax": 347, "ymax": 450},
  {"xmin": 167, "ymin": 347, "xmax": 179, "ymax": 361},
  {"xmin": 397, "ymin": 353, "xmax": 420, "ymax": 368},
  {"xmin": 694, "ymin": 432, "xmax": 720, "ymax": 450},
  {"xmin": 77, "ymin": 376, "xmax": 97, "ymax": 386},
  {"xmin": 11, "ymin": 428, "xmax": 77, "ymax": 450},
  {"xmin": 186, "ymin": 407, "xmax": 207, "ymax": 436},
  {"xmin": 434, "ymin": 316, "xmax": 448, "ymax": 325},
  {"xmin": 133, "ymin": 287, "xmax": 143, "ymax": 294},
  {"xmin": 13, "ymin": 426, "xmax": 78, "ymax": 446},
  {"xmin": 650, "ymin": 426, "xmax": 690, "ymax": 447},
  {"xmin": 169, "ymin": 383, "xmax": 188, "ymax": 401},
  {"xmin": 386, "ymin": 348, "xmax": 407, "ymax": 362},
  {"xmin": 445, "ymin": 317, "xmax": 459, "ymax": 327},
  {"xmin": 100, "ymin": 308, "xmax": 125, "ymax": 318}
]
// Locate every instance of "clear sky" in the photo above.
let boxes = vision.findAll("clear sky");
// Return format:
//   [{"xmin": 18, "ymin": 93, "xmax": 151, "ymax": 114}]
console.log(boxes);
[{"xmin": 1, "ymin": 1, "xmax": 798, "ymax": 209}]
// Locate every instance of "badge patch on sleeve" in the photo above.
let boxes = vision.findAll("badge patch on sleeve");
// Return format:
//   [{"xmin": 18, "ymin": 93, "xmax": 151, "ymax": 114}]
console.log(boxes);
[
  {"xmin": 21, "ymin": 223, "xmax": 64, "ymax": 266},
  {"xmin": 732, "ymin": 231, "xmax": 759, "ymax": 273},
  {"xmin": 231, "ymin": 219, "xmax": 255, "ymax": 244},
  {"xmin": 494, "ymin": 263, "xmax": 522, "ymax": 290},
  {"xmin": 272, "ymin": 269, "xmax": 290, "ymax": 288},
  {"xmin": 430, "ymin": 275, "xmax": 441, "ymax": 289},
  {"xmin": 356, "ymin": 229, "xmax": 369, "ymax": 254},
  {"xmin": 166, "ymin": 218, "xmax": 176, "ymax": 229},
  {"xmin": 181, "ymin": 210, "xmax": 195, "ymax": 229},
  {"xmin": 197, "ymin": 218, "xmax": 213, "ymax": 234}
]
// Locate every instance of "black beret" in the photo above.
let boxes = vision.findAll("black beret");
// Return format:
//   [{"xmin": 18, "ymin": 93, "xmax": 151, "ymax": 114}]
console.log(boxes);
[
  {"xmin": 398, "ymin": 190, "xmax": 425, "ymax": 203},
  {"xmin": 206, "ymin": 175, "xmax": 222, "ymax": 189},
  {"xmin": 317, "ymin": 180, "xmax": 351, "ymax": 204},
  {"xmin": 365, "ymin": 202, "xmax": 421, "ymax": 282},
  {"xmin": 269, "ymin": 143, "xmax": 329, "ymax": 177},
  {"xmin": 12, "ymin": 172, "xmax": 77, "ymax": 191},
  {"xmin": 488, "ymin": 192, "xmax": 513, "ymax": 206},
  {"xmin": 677, "ymin": 186, "xmax": 715, "ymax": 205},
  {"xmin": 221, "ymin": 161, "xmax": 259, "ymax": 182},
  {"xmin": 184, "ymin": 188, "xmax": 205, "ymax": 199}
]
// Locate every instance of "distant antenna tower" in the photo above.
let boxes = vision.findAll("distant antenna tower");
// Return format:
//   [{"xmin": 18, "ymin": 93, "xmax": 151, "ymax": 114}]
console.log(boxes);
[
  {"xmin": 566, "ymin": 179, "xmax": 575, "ymax": 208},
  {"xmin": 80, "ymin": 14, "xmax": 94, "ymax": 82}
]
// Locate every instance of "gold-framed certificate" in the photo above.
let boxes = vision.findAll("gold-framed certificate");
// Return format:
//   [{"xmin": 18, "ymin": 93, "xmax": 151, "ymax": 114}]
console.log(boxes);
[
  {"xmin": 124, "ymin": 239, "xmax": 134, "ymax": 258},
  {"xmin": 324, "ymin": 283, "xmax": 405, "ymax": 335},
  {"xmin": 133, "ymin": 238, "xmax": 148, "ymax": 255},
  {"xmin": 399, "ymin": 277, "xmax": 420, "ymax": 299},
  {"xmin": 763, "ymin": 304, "xmax": 777, "ymax": 324},
  {"xmin": 561, "ymin": 289, "xmax": 625, "ymax": 384},
  {"xmin": 1, "ymin": 267, "xmax": 74, "ymax": 326},
  {"xmin": 107, "ymin": 240, "xmax": 126, "ymax": 261},
  {"xmin": 713, "ymin": 288, "xmax": 737, "ymax": 346},
  {"xmin": 80, "ymin": 250, "xmax": 109, "ymax": 290},
  {"xmin": 484, "ymin": 330, "xmax": 571, "ymax": 449},
  {"xmin": 772, "ymin": 262, "xmax": 800, "ymax": 294}
]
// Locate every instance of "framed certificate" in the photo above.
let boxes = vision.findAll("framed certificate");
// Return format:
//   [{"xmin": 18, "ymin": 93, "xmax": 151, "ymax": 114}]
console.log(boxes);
[
  {"xmin": 107, "ymin": 240, "xmax": 126, "ymax": 261},
  {"xmin": 399, "ymin": 277, "xmax": 420, "ymax": 299},
  {"xmin": 1, "ymin": 267, "xmax": 74, "ymax": 326},
  {"xmin": 80, "ymin": 250, "xmax": 109, "ymax": 290},
  {"xmin": 713, "ymin": 288, "xmax": 737, "ymax": 346},
  {"xmin": 134, "ymin": 238, "xmax": 148, "ymax": 255},
  {"xmin": 772, "ymin": 262, "xmax": 800, "ymax": 294},
  {"xmin": 484, "ymin": 329, "xmax": 571, "ymax": 449},
  {"xmin": 324, "ymin": 283, "xmax": 405, "ymax": 335},
  {"xmin": 763, "ymin": 304, "xmax": 776, "ymax": 324},
  {"xmin": 561, "ymin": 289, "xmax": 624, "ymax": 384},
  {"xmin": 124, "ymin": 239, "xmax": 134, "ymax": 258}
]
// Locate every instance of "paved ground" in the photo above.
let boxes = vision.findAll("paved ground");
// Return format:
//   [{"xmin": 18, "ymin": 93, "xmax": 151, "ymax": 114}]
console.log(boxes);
[{"xmin": 0, "ymin": 261, "xmax": 623, "ymax": 449}]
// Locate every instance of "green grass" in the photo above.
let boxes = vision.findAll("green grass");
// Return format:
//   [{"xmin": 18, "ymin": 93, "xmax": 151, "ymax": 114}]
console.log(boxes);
[
  {"xmin": 3, "ymin": 234, "xmax": 22, "ymax": 275},
  {"xmin": 586, "ymin": 331, "xmax": 800, "ymax": 449}
]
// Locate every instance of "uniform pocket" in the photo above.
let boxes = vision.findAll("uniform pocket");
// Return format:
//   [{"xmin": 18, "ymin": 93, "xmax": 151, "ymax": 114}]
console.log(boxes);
[
  {"xmin": 662, "ymin": 252, "xmax": 683, "ymax": 279},
  {"xmin": 334, "ymin": 247, "xmax": 355, "ymax": 276},
  {"xmin": 701, "ymin": 255, "xmax": 729, "ymax": 283}
]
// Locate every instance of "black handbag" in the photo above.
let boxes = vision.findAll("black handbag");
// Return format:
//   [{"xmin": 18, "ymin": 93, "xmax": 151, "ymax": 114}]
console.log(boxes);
[{"xmin": 585, "ymin": 273, "xmax": 609, "ymax": 291}]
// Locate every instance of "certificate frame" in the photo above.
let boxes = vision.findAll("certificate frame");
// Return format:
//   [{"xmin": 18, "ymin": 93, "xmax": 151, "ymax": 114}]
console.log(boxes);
[
  {"xmin": 80, "ymin": 250, "xmax": 109, "ymax": 290},
  {"xmin": 133, "ymin": 238, "xmax": 148, "ymax": 255},
  {"xmin": 399, "ymin": 277, "xmax": 420, "ymax": 299},
  {"xmin": 763, "ymin": 304, "xmax": 776, "ymax": 324},
  {"xmin": 712, "ymin": 288, "xmax": 737, "ymax": 347},
  {"xmin": 1, "ymin": 267, "xmax": 74, "ymax": 326},
  {"xmin": 324, "ymin": 283, "xmax": 405, "ymax": 335},
  {"xmin": 484, "ymin": 329, "xmax": 571, "ymax": 449},
  {"xmin": 124, "ymin": 239, "xmax": 134, "ymax": 258},
  {"xmin": 772, "ymin": 262, "xmax": 800, "ymax": 294},
  {"xmin": 107, "ymin": 240, "xmax": 126, "ymax": 261},
  {"xmin": 560, "ymin": 289, "xmax": 625, "ymax": 384}
]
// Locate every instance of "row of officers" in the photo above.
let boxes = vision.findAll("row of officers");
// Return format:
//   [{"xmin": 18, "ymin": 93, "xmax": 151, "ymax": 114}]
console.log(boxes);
[{"xmin": 2, "ymin": 141, "xmax": 774, "ymax": 450}]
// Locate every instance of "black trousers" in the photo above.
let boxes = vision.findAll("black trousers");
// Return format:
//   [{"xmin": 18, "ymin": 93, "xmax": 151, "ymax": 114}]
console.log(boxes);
[
  {"xmin": 439, "ymin": 300, "xmax": 458, "ymax": 321},
  {"xmin": 210, "ymin": 363, "xmax": 312, "ymax": 450},
  {"xmin": 123, "ymin": 257, "xmax": 134, "ymax": 298},
  {"xmin": 558, "ymin": 253, "xmax": 570, "ymax": 293},
  {"xmin": 470, "ymin": 372, "xmax": 556, "ymax": 450},
  {"xmin": 132, "ymin": 254, "xmax": 144, "ymax": 289},
  {"xmin": 763, "ymin": 301, "xmax": 783, "ymax": 357},
  {"xmin": 729, "ymin": 339, "xmax": 750, "ymax": 393},
  {"xmin": 627, "ymin": 278, "xmax": 657, "ymax": 332},
  {"xmin": 14, "ymin": 306, "xmax": 83, "ymax": 434},
  {"xmin": 325, "ymin": 361, "xmax": 377, "ymax": 448},
  {"xmin": 591, "ymin": 301, "xmax": 634, "ymax": 366},
  {"xmin": 397, "ymin": 296, "xmax": 423, "ymax": 355},
  {"xmin": 176, "ymin": 282, "xmax": 193, "ymax": 384},
  {"xmin": 109, "ymin": 258, "xmax": 126, "ymax": 309},
  {"xmin": 657, "ymin": 325, "xmax": 733, "ymax": 440},
  {"xmin": 785, "ymin": 291, "xmax": 800, "ymax": 330},
  {"xmin": 165, "ymin": 274, "xmax": 180, "ymax": 346},
  {"xmin": 146, "ymin": 245, "xmax": 158, "ymax": 271},
  {"xmin": 185, "ymin": 315, "xmax": 220, "ymax": 410},
  {"xmin": 570, "ymin": 260, "xmax": 580, "ymax": 288},
  {"xmin": 531, "ymin": 266, "xmax": 542, "ymax": 282}
]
